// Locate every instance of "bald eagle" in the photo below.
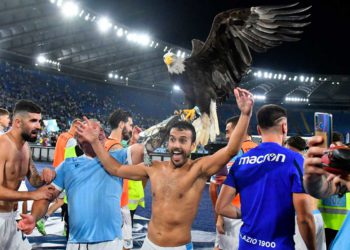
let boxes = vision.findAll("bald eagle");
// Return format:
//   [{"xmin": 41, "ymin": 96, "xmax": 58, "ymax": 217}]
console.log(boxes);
[{"xmin": 163, "ymin": 3, "xmax": 311, "ymax": 145}]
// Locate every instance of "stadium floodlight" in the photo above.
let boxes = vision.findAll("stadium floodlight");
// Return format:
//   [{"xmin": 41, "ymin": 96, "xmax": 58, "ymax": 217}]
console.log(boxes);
[
  {"xmin": 257, "ymin": 71, "xmax": 262, "ymax": 78},
  {"xmin": 177, "ymin": 50, "xmax": 182, "ymax": 57},
  {"xmin": 319, "ymin": 77, "xmax": 322, "ymax": 81},
  {"xmin": 79, "ymin": 10, "xmax": 84, "ymax": 17},
  {"xmin": 126, "ymin": 77, "xmax": 129, "ymax": 81},
  {"xmin": 120, "ymin": 76, "xmax": 124, "ymax": 80},
  {"xmin": 268, "ymin": 73, "xmax": 272, "ymax": 79},
  {"xmin": 84, "ymin": 13, "xmax": 90, "ymax": 21},
  {"xmin": 62, "ymin": 2, "xmax": 79, "ymax": 18},
  {"xmin": 163, "ymin": 46, "xmax": 168, "ymax": 52},
  {"xmin": 117, "ymin": 28, "xmax": 123, "ymax": 37},
  {"xmin": 108, "ymin": 73, "xmax": 113, "ymax": 78},
  {"xmin": 56, "ymin": 0, "xmax": 63, "ymax": 7},
  {"xmin": 138, "ymin": 34, "xmax": 151, "ymax": 46},
  {"xmin": 288, "ymin": 77, "xmax": 292, "ymax": 81},
  {"xmin": 127, "ymin": 33, "xmax": 136, "ymax": 42},
  {"xmin": 253, "ymin": 95, "xmax": 266, "ymax": 101},
  {"xmin": 310, "ymin": 77, "xmax": 314, "ymax": 83},
  {"xmin": 293, "ymin": 76, "xmax": 297, "ymax": 81},
  {"xmin": 299, "ymin": 75, "xmax": 305, "ymax": 82},
  {"xmin": 97, "ymin": 17, "xmax": 112, "ymax": 33},
  {"xmin": 155, "ymin": 43, "xmax": 159, "ymax": 48},
  {"xmin": 337, "ymin": 82, "xmax": 340, "ymax": 85},
  {"xmin": 181, "ymin": 52, "xmax": 186, "ymax": 58},
  {"xmin": 114, "ymin": 25, "xmax": 118, "ymax": 30},
  {"xmin": 264, "ymin": 72, "xmax": 268, "ymax": 78},
  {"xmin": 124, "ymin": 30, "xmax": 128, "ymax": 34},
  {"xmin": 37, "ymin": 55, "xmax": 46, "ymax": 64},
  {"xmin": 282, "ymin": 74, "xmax": 287, "ymax": 80},
  {"xmin": 50, "ymin": 0, "xmax": 56, "ymax": 4},
  {"xmin": 285, "ymin": 96, "xmax": 309, "ymax": 103},
  {"xmin": 305, "ymin": 77, "xmax": 309, "ymax": 82},
  {"xmin": 278, "ymin": 74, "xmax": 282, "ymax": 80},
  {"xmin": 173, "ymin": 85, "xmax": 181, "ymax": 91},
  {"xmin": 114, "ymin": 75, "xmax": 119, "ymax": 79},
  {"xmin": 91, "ymin": 16, "xmax": 96, "ymax": 22}
]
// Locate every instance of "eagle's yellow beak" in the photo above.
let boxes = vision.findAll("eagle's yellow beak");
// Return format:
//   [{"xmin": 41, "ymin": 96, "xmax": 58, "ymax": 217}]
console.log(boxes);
[{"xmin": 164, "ymin": 54, "xmax": 173, "ymax": 65}]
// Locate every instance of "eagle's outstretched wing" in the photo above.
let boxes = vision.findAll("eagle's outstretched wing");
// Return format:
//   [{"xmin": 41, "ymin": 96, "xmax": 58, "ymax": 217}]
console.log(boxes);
[{"xmin": 188, "ymin": 2, "xmax": 311, "ymax": 102}]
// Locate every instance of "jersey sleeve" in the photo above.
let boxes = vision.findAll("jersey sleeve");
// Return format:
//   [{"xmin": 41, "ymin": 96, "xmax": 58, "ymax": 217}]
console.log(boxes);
[
  {"xmin": 223, "ymin": 161, "xmax": 238, "ymax": 189},
  {"xmin": 290, "ymin": 153, "xmax": 305, "ymax": 193},
  {"xmin": 52, "ymin": 161, "xmax": 66, "ymax": 191},
  {"xmin": 110, "ymin": 148, "xmax": 129, "ymax": 165}
]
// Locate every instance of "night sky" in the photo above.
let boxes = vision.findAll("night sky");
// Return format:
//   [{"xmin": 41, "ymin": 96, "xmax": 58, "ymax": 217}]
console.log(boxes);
[{"xmin": 84, "ymin": 0, "xmax": 350, "ymax": 75}]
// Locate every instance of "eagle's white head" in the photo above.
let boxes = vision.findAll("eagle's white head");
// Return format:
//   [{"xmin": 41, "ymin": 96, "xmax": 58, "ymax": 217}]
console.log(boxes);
[{"xmin": 163, "ymin": 51, "xmax": 185, "ymax": 75}]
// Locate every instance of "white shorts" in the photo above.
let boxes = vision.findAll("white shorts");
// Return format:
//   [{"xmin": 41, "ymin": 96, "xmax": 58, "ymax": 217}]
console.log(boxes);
[
  {"xmin": 294, "ymin": 211, "xmax": 326, "ymax": 250},
  {"xmin": 0, "ymin": 211, "xmax": 31, "ymax": 250},
  {"xmin": 66, "ymin": 237, "xmax": 123, "ymax": 250},
  {"xmin": 121, "ymin": 205, "xmax": 133, "ymax": 249},
  {"xmin": 214, "ymin": 217, "xmax": 243, "ymax": 250},
  {"xmin": 141, "ymin": 236, "xmax": 193, "ymax": 250}
]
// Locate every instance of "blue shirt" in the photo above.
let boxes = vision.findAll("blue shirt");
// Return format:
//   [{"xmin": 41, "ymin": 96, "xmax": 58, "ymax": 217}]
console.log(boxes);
[
  {"xmin": 331, "ymin": 211, "xmax": 350, "ymax": 249},
  {"xmin": 53, "ymin": 149, "xmax": 128, "ymax": 243},
  {"xmin": 224, "ymin": 142, "xmax": 304, "ymax": 250}
]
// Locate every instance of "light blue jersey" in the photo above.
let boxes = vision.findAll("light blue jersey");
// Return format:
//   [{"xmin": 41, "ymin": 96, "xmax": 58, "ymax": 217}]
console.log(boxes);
[
  {"xmin": 331, "ymin": 211, "xmax": 350, "ymax": 249},
  {"xmin": 224, "ymin": 142, "xmax": 304, "ymax": 250},
  {"xmin": 53, "ymin": 149, "xmax": 129, "ymax": 243}
]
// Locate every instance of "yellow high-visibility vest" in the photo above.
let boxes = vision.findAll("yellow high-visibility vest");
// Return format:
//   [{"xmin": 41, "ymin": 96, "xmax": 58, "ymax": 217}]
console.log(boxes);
[
  {"xmin": 318, "ymin": 193, "xmax": 350, "ymax": 230},
  {"xmin": 128, "ymin": 180, "xmax": 145, "ymax": 210}
]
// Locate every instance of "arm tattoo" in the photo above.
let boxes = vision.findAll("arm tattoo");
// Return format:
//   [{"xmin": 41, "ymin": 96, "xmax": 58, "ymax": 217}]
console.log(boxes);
[{"xmin": 28, "ymin": 158, "xmax": 44, "ymax": 187}]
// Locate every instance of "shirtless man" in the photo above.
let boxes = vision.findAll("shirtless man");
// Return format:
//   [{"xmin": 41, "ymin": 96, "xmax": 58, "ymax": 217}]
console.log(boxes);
[
  {"xmin": 77, "ymin": 88, "xmax": 253, "ymax": 249},
  {"xmin": 0, "ymin": 100, "xmax": 56, "ymax": 250}
]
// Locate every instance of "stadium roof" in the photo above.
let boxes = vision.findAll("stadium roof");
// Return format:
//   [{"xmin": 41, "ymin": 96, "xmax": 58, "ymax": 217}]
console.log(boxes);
[{"xmin": 0, "ymin": 0, "xmax": 349, "ymax": 107}]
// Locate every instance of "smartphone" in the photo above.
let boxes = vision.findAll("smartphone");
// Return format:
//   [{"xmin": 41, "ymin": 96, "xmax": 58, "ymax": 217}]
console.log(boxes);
[{"xmin": 314, "ymin": 112, "xmax": 333, "ymax": 148}]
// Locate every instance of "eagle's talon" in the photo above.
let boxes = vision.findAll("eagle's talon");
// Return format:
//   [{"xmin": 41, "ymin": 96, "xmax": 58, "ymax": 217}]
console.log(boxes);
[{"xmin": 182, "ymin": 108, "xmax": 197, "ymax": 121}]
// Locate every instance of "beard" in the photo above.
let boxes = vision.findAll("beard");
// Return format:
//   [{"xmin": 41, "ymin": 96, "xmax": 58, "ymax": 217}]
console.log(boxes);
[
  {"xmin": 170, "ymin": 148, "xmax": 190, "ymax": 168},
  {"xmin": 122, "ymin": 127, "xmax": 132, "ymax": 141},
  {"xmin": 21, "ymin": 131, "xmax": 38, "ymax": 142}
]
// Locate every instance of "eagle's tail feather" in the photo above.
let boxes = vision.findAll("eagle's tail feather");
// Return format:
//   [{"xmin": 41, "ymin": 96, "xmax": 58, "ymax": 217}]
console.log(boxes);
[
  {"xmin": 209, "ymin": 100, "xmax": 220, "ymax": 142},
  {"xmin": 193, "ymin": 113, "xmax": 210, "ymax": 146}
]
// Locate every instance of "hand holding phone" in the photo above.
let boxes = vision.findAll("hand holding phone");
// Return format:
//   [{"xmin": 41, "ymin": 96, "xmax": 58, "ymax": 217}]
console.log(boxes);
[{"xmin": 314, "ymin": 112, "xmax": 333, "ymax": 148}]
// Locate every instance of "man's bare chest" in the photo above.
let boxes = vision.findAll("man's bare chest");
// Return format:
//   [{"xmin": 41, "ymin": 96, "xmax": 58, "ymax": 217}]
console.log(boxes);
[{"xmin": 4, "ymin": 150, "xmax": 29, "ymax": 182}]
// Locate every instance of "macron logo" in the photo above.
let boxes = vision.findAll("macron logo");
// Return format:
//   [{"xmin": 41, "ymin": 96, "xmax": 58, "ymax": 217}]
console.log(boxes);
[{"xmin": 238, "ymin": 153, "xmax": 286, "ymax": 165}]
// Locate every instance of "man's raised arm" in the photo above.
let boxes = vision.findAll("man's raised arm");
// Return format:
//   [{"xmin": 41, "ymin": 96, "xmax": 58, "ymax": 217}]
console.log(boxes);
[{"xmin": 200, "ymin": 88, "xmax": 254, "ymax": 176}]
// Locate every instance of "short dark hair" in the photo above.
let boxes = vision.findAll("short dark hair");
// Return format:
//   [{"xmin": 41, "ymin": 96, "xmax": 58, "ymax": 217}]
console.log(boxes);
[
  {"xmin": 108, "ymin": 109, "xmax": 132, "ymax": 130},
  {"xmin": 70, "ymin": 118, "xmax": 82, "ymax": 128},
  {"xmin": 257, "ymin": 104, "xmax": 287, "ymax": 129},
  {"xmin": 285, "ymin": 136, "xmax": 306, "ymax": 151},
  {"xmin": 13, "ymin": 100, "xmax": 42, "ymax": 115},
  {"xmin": 169, "ymin": 121, "xmax": 196, "ymax": 143},
  {"xmin": 332, "ymin": 131, "xmax": 344, "ymax": 143},
  {"xmin": 0, "ymin": 108, "xmax": 9, "ymax": 116},
  {"xmin": 226, "ymin": 116, "xmax": 239, "ymax": 126}
]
